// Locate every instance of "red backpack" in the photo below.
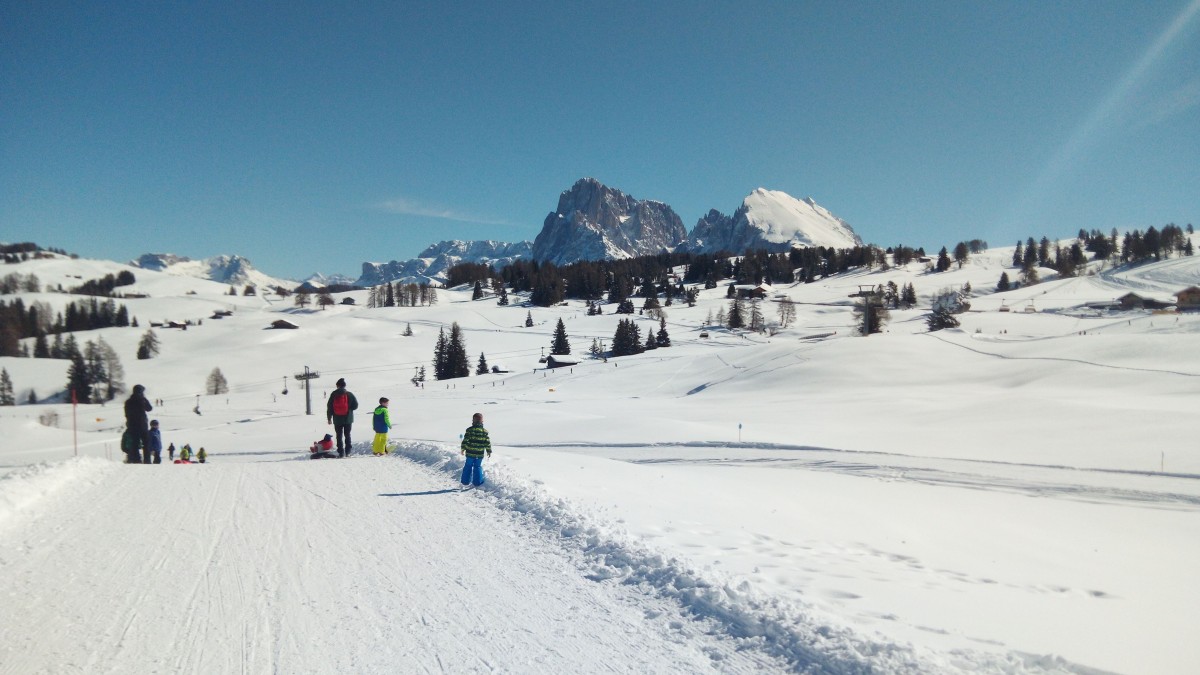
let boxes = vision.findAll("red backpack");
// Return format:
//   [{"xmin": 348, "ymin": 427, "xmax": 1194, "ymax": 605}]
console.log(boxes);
[{"xmin": 332, "ymin": 392, "xmax": 349, "ymax": 416}]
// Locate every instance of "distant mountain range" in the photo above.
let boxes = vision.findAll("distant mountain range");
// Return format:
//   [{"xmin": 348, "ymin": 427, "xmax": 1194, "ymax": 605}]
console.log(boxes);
[
  {"xmin": 131, "ymin": 179, "xmax": 862, "ymax": 287},
  {"xmin": 359, "ymin": 178, "xmax": 863, "ymax": 286}
]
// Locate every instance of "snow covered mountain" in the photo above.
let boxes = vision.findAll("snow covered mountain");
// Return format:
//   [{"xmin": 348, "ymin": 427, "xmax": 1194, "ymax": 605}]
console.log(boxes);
[
  {"xmin": 684, "ymin": 188, "xmax": 862, "ymax": 253},
  {"xmin": 130, "ymin": 253, "xmax": 293, "ymax": 290},
  {"xmin": 355, "ymin": 239, "xmax": 532, "ymax": 287},
  {"xmin": 532, "ymin": 178, "xmax": 688, "ymax": 265},
  {"xmin": 301, "ymin": 272, "xmax": 360, "ymax": 289}
]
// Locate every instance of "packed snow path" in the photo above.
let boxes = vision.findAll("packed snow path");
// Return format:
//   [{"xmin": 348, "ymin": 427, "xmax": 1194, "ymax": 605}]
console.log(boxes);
[{"xmin": 1, "ymin": 455, "xmax": 798, "ymax": 674}]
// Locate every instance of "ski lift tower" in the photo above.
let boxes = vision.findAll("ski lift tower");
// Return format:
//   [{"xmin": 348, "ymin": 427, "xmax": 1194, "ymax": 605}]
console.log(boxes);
[
  {"xmin": 849, "ymin": 284, "xmax": 885, "ymax": 336},
  {"xmin": 294, "ymin": 366, "xmax": 321, "ymax": 415}
]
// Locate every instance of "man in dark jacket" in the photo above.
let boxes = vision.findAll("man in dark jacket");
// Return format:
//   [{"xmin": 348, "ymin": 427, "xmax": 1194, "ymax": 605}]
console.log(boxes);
[
  {"xmin": 123, "ymin": 384, "xmax": 153, "ymax": 464},
  {"xmin": 326, "ymin": 378, "xmax": 359, "ymax": 457}
]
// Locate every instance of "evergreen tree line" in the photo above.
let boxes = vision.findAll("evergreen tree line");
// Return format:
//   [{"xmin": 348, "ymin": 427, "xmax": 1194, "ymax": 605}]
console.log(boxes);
[
  {"xmin": 446, "ymin": 244, "xmax": 897, "ymax": 310},
  {"xmin": 70, "ymin": 271, "xmax": 137, "ymax": 296},
  {"xmin": 0, "ymin": 297, "xmax": 134, "ymax": 357},
  {"xmin": 609, "ymin": 317, "xmax": 671, "ymax": 357},
  {"xmin": 2, "ymin": 243, "xmax": 71, "ymax": 263}
]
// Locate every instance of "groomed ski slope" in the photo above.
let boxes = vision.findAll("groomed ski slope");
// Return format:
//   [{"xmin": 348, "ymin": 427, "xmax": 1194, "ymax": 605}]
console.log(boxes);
[{"xmin": 1, "ymin": 448, "xmax": 1091, "ymax": 675}]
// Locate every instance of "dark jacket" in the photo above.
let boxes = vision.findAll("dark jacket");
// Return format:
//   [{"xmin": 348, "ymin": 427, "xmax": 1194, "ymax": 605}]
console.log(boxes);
[
  {"xmin": 326, "ymin": 387, "xmax": 359, "ymax": 424},
  {"xmin": 124, "ymin": 388, "xmax": 152, "ymax": 430},
  {"xmin": 461, "ymin": 423, "xmax": 491, "ymax": 458}
]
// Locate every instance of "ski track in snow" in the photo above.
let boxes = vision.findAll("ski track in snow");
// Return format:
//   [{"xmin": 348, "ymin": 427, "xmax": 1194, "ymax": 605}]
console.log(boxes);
[{"xmin": 0, "ymin": 449, "xmax": 1098, "ymax": 675}]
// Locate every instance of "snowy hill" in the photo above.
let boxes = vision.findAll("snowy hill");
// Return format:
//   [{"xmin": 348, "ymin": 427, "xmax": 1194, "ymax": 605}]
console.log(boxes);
[
  {"xmin": 131, "ymin": 252, "xmax": 295, "ymax": 291},
  {"xmin": 355, "ymin": 239, "xmax": 532, "ymax": 287},
  {"xmin": 2, "ymin": 239, "xmax": 1199, "ymax": 674},
  {"xmin": 685, "ymin": 188, "xmax": 863, "ymax": 253}
]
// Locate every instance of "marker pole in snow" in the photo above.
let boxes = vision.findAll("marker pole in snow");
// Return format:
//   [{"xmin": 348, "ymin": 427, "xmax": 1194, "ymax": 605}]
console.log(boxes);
[
  {"xmin": 72, "ymin": 389, "xmax": 78, "ymax": 457},
  {"xmin": 738, "ymin": 422, "xmax": 742, "ymax": 443},
  {"xmin": 294, "ymin": 366, "xmax": 320, "ymax": 415}
]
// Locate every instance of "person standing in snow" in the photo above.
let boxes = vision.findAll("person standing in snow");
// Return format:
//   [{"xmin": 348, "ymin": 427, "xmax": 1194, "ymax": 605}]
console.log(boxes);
[
  {"xmin": 147, "ymin": 420, "xmax": 163, "ymax": 464},
  {"xmin": 372, "ymin": 397, "xmax": 392, "ymax": 456},
  {"xmin": 197, "ymin": 447, "xmax": 207, "ymax": 463},
  {"xmin": 326, "ymin": 378, "xmax": 359, "ymax": 457},
  {"xmin": 459, "ymin": 412, "xmax": 492, "ymax": 488},
  {"xmin": 167, "ymin": 443, "xmax": 176, "ymax": 462},
  {"xmin": 123, "ymin": 384, "xmax": 153, "ymax": 464}
]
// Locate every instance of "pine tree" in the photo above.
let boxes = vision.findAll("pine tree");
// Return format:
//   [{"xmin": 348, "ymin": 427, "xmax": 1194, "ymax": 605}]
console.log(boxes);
[
  {"xmin": 656, "ymin": 317, "xmax": 671, "ymax": 347},
  {"xmin": 644, "ymin": 326, "xmax": 657, "ymax": 350},
  {"xmin": 446, "ymin": 322, "xmax": 470, "ymax": 378},
  {"xmin": 551, "ymin": 318, "xmax": 571, "ymax": 355},
  {"xmin": 66, "ymin": 351, "xmax": 90, "ymax": 404},
  {"xmin": 385, "ymin": 283, "xmax": 395, "ymax": 307},
  {"xmin": 472, "ymin": 281, "xmax": 484, "ymax": 300},
  {"xmin": 727, "ymin": 298, "xmax": 745, "ymax": 329},
  {"xmin": 525, "ymin": 311, "xmax": 534, "ymax": 327},
  {"xmin": 997, "ymin": 272, "xmax": 1011, "ymax": 292},
  {"xmin": 476, "ymin": 352, "xmax": 489, "ymax": 375},
  {"xmin": 433, "ymin": 327, "xmax": 448, "ymax": 379},
  {"xmin": 497, "ymin": 286, "xmax": 509, "ymax": 305},
  {"xmin": 0, "ymin": 368, "xmax": 14, "ymax": 406},
  {"xmin": 83, "ymin": 340, "xmax": 106, "ymax": 403},
  {"xmin": 98, "ymin": 338, "xmax": 124, "ymax": 401},
  {"xmin": 403, "ymin": 323, "xmax": 413, "ymax": 337},
  {"xmin": 749, "ymin": 300, "xmax": 765, "ymax": 333},
  {"xmin": 953, "ymin": 241, "xmax": 970, "ymax": 269},
  {"xmin": 137, "ymin": 329, "xmax": 161, "ymax": 360},
  {"xmin": 927, "ymin": 305, "xmax": 960, "ymax": 331},
  {"xmin": 936, "ymin": 246, "xmax": 952, "ymax": 272},
  {"xmin": 206, "ymin": 367, "xmax": 229, "ymax": 395}
]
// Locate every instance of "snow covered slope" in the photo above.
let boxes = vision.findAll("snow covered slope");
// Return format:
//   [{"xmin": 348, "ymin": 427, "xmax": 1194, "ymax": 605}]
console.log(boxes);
[
  {"xmin": 131, "ymin": 253, "xmax": 295, "ymax": 291},
  {"xmin": 2, "ymin": 238, "xmax": 1198, "ymax": 674}
]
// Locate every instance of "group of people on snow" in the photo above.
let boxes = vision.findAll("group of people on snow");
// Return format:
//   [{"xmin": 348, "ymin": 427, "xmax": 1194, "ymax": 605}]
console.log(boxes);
[
  {"xmin": 313, "ymin": 377, "xmax": 493, "ymax": 487},
  {"xmin": 122, "ymin": 384, "xmax": 205, "ymax": 464}
]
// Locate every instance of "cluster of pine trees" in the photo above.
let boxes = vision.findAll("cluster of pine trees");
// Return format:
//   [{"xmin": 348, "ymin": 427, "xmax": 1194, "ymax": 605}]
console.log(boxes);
[
  {"xmin": 610, "ymin": 317, "xmax": 670, "ymax": 357},
  {"xmin": 432, "ymin": 323, "xmax": 470, "ymax": 380},
  {"xmin": 0, "ymin": 297, "xmax": 135, "ymax": 357},
  {"xmin": 70, "ymin": 271, "xmax": 137, "ymax": 296}
]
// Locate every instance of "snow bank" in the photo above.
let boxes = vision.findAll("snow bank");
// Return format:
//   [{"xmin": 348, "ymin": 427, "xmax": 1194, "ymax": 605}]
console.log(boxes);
[
  {"xmin": 0, "ymin": 457, "xmax": 115, "ymax": 533},
  {"xmin": 390, "ymin": 441, "xmax": 1084, "ymax": 674}
]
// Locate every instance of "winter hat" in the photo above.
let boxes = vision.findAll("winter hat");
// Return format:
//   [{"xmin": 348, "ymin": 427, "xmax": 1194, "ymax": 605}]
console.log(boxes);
[
  {"xmin": 379, "ymin": 397, "xmax": 389, "ymax": 404},
  {"xmin": 336, "ymin": 378, "xmax": 346, "ymax": 387},
  {"xmin": 133, "ymin": 384, "xmax": 145, "ymax": 394},
  {"xmin": 323, "ymin": 433, "xmax": 333, "ymax": 440},
  {"xmin": 150, "ymin": 420, "xmax": 159, "ymax": 427}
]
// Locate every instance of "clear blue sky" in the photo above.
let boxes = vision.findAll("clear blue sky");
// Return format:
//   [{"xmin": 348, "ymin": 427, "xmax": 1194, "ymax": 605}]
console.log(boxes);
[{"xmin": 3, "ymin": 1, "xmax": 1198, "ymax": 280}]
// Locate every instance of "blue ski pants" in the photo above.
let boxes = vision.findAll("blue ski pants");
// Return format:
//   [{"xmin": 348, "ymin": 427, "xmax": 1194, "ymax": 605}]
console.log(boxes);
[{"xmin": 461, "ymin": 455, "xmax": 485, "ymax": 486}]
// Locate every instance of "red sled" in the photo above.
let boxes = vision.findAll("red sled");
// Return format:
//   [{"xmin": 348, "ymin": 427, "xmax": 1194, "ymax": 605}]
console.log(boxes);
[{"xmin": 173, "ymin": 459, "xmax": 193, "ymax": 464}]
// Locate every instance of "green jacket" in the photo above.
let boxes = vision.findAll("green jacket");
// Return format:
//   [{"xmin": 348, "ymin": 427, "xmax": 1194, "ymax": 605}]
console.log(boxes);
[
  {"xmin": 461, "ymin": 423, "xmax": 491, "ymax": 458},
  {"xmin": 326, "ymin": 388, "xmax": 359, "ymax": 424}
]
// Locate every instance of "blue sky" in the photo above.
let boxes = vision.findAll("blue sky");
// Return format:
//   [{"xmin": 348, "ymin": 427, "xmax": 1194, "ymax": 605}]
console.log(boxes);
[{"xmin": 3, "ymin": 1, "xmax": 1198, "ymax": 280}]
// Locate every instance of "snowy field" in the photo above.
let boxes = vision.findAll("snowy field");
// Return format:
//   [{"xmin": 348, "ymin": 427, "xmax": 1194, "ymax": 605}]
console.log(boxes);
[{"xmin": 1, "ymin": 243, "xmax": 1198, "ymax": 674}]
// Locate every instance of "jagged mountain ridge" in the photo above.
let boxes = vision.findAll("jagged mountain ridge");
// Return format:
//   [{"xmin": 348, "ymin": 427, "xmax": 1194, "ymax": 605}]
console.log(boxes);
[
  {"xmin": 355, "ymin": 240, "xmax": 532, "ymax": 287},
  {"xmin": 531, "ymin": 178, "xmax": 688, "ymax": 266}
]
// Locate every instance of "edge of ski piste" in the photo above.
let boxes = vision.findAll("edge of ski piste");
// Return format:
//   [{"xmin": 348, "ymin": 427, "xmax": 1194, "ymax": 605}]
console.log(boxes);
[
  {"xmin": 0, "ymin": 458, "xmax": 116, "ymax": 535},
  {"xmin": 387, "ymin": 439, "xmax": 1097, "ymax": 675}
]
